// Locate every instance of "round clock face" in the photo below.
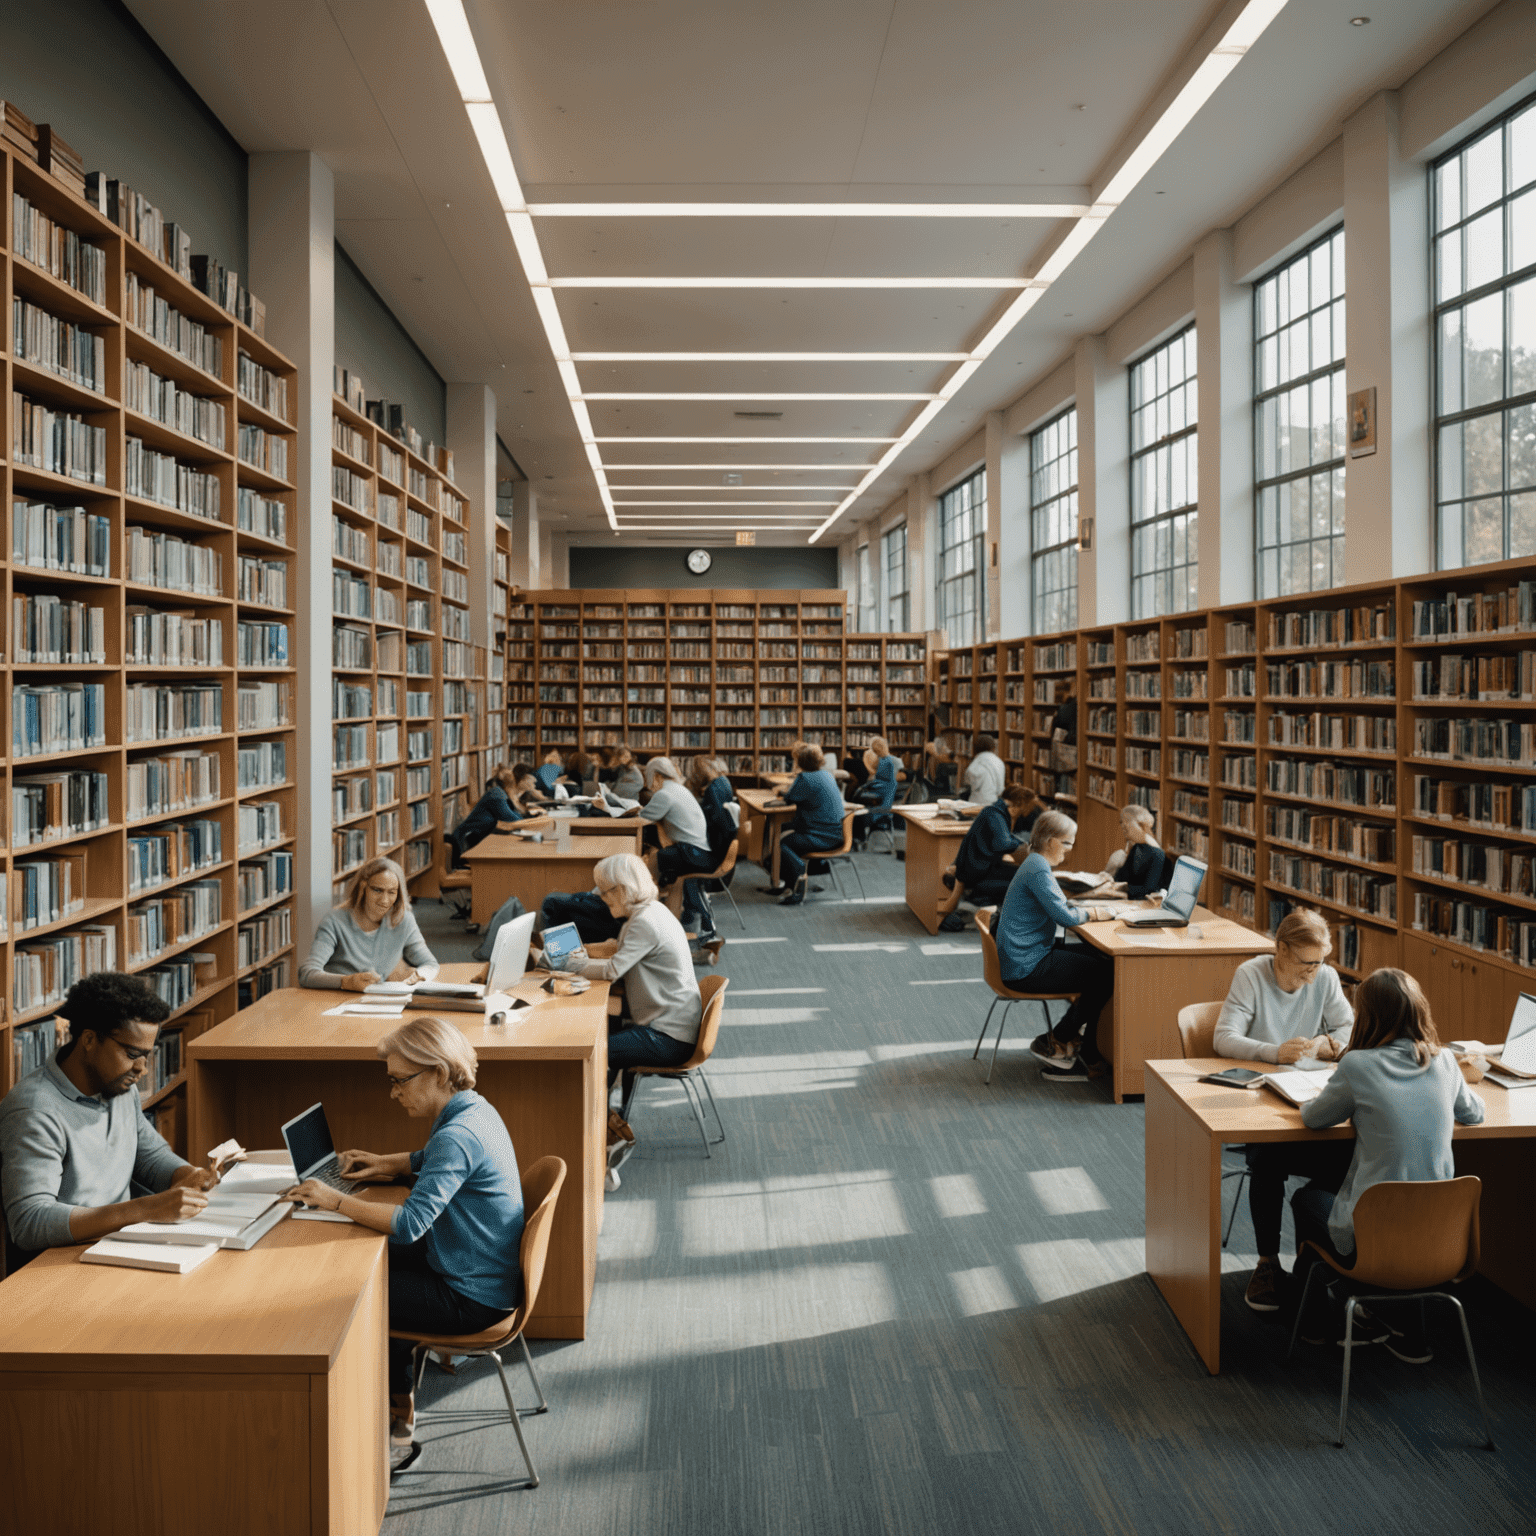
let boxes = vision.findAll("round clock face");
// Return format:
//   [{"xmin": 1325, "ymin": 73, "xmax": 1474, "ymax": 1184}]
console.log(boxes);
[{"xmin": 686, "ymin": 548, "xmax": 713, "ymax": 574}]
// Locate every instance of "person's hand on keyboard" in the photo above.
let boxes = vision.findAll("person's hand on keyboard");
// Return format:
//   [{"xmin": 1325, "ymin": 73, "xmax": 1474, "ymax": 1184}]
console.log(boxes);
[
  {"xmin": 338, "ymin": 1149, "xmax": 403, "ymax": 1182},
  {"xmin": 283, "ymin": 1178, "xmax": 343, "ymax": 1213}
]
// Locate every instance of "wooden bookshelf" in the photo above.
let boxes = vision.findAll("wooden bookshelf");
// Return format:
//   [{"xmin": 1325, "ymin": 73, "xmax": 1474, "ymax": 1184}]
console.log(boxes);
[
  {"xmin": 3, "ymin": 141, "xmax": 299, "ymax": 1150},
  {"xmin": 933, "ymin": 555, "xmax": 1536, "ymax": 1033},
  {"xmin": 505, "ymin": 589, "xmax": 929, "ymax": 776}
]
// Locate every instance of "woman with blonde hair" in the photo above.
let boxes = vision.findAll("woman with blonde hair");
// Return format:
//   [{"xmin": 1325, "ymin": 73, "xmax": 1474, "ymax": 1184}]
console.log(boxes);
[
  {"xmin": 299, "ymin": 857, "xmax": 439, "ymax": 991},
  {"xmin": 283, "ymin": 1015, "xmax": 524, "ymax": 1469},
  {"xmin": 1292, "ymin": 968, "xmax": 1485, "ymax": 1358},
  {"xmin": 1099, "ymin": 803, "xmax": 1171, "ymax": 897}
]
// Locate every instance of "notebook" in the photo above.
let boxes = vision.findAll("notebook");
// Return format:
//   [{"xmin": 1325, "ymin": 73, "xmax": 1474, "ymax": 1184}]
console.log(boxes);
[
  {"xmin": 83, "ymin": 1238, "xmax": 220, "ymax": 1274},
  {"xmin": 109, "ymin": 1190, "xmax": 290, "ymax": 1249},
  {"xmin": 1260, "ymin": 1065, "xmax": 1335, "ymax": 1106}
]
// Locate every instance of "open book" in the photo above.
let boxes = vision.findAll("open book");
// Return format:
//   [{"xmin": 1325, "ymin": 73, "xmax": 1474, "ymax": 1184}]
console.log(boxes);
[
  {"xmin": 1260, "ymin": 1065, "xmax": 1335, "ymax": 1107},
  {"xmin": 110, "ymin": 1189, "xmax": 290, "ymax": 1250},
  {"xmin": 596, "ymin": 784, "xmax": 640, "ymax": 816}
]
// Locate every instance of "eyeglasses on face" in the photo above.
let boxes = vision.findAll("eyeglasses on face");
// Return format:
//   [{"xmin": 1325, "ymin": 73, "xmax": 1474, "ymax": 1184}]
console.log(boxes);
[{"xmin": 387, "ymin": 1069, "xmax": 426, "ymax": 1089}]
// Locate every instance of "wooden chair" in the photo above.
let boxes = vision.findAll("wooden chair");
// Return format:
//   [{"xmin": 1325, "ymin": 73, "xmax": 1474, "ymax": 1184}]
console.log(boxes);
[
  {"xmin": 1177, "ymin": 1000, "xmax": 1249, "ymax": 1247},
  {"xmin": 1287, "ymin": 1177, "xmax": 1494, "ymax": 1450},
  {"xmin": 972, "ymin": 908, "xmax": 1080, "ymax": 1084},
  {"xmin": 805, "ymin": 809, "xmax": 865, "ymax": 901},
  {"xmin": 392, "ymin": 1156, "xmax": 567, "ymax": 1487},
  {"xmin": 625, "ymin": 974, "xmax": 730, "ymax": 1155},
  {"xmin": 679, "ymin": 838, "xmax": 745, "ymax": 930}
]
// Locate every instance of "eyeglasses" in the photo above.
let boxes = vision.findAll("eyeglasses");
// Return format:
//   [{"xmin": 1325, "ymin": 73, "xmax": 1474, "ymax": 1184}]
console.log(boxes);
[{"xmin": 387, "ymin": 1069, "xmax": 425, "ymax": 1089}]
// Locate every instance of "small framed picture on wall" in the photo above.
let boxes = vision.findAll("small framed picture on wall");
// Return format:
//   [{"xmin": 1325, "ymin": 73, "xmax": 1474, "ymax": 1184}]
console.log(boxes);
[{"xmin": 1348, "ymin": 386, "xmax": 1377, "ymax": 458}]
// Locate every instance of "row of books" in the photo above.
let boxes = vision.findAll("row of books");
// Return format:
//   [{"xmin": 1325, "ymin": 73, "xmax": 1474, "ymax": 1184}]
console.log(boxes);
[
  {"xmin": 1262, "ymin": 757, "xmax": 1395, "ymax": 808},
  {"xmin": 125, "ymin": 360, "xmax": 226, "ymax": 449},
  {"xmin": 124, "ymin": 683, "xmax": 223, "ymax": 743},
  {"xmin": 125, "ymin": 272, "xmax": 223, "ymax": 377},
  {"xmin": 1411, "ymin": 776, "xmax": 1536, "ymax": 832},
  {"xmin": 1410, "ymin": 836, "xmax": 1533, "ymax": 897},
  {"xmin": 1265, "ymin": 659, "xmax": 1394, "ymax": 699},
  {"xmin": 1263, "ymin": 807, "xmax": 1396, "ymax": 863},
  {"xmin": 1413, "ymin": 892, "xmax": 1536, "ymax": 965},
  {"xmin": 1266, "ymin": 852, "xmax": 1397, "ymax": 918},
  {"xmin": 13, "ymin": 297, "xmax": 106, "ymax": 392},
  {"xmin": 128, "ymin": 818, "xmax": 222, "ymax": 893},
  {"xmin": 14, "ymin": 922, "xmax": 115, "ymax": 1016},
  {"xmin": 12, "ymin": 682, "xmax": 107, "ymax": 757},
  {"xmin": 239, "ymin": 905, "xmax": 292, "ymax": 968},
  {"xmin": 237, "ymin": 425, "xmax": 288, "ymax": 479},
  {"xmin": 237, "ymin": 351, "xmax": 287, "ymax": 420},
  {"xmin": 12, "ymin": 392, "xmax": 107, "ymax": 482},
  {"xmin": 12, "ymin": 770, "xmax": 111, "ymax": 848},
  {"xmin": 126, "ymin": 881, "xmax": 221, "ymax": 964},
  {"xmin": 236, "ymin": 622, "xmax": 288, "ymax": 668},
  {"xmin": 126, "ymin": 608, "xmax": 223, "ymax": 668},
  {"xmin": 125, "ymin": 436, "xmax": 221, "ymax": 519},
  {"xmin": 7, "ymin": 852, "xmax": 86, "ymax": 934},
  {"xmin": 13, "ymin": 1016, "xmax": 63, "ymax": 1082},
  {"xmin": 128, "ymin": 527, "xmax": 221, "ymax": 594},
  {"xmin": 238, "ymin": 850, "xmax": 293, "ymax": 910},
  {"xmin": 333, "ymin": 827, "xmax": 368, "ymax": 875},
  {"xmin": 12, "ymin": 594, "xmax": 107, "ymax": 664},
  {"xmin": 237, "ymin": 488, "xmax": 287, "ymax": 543},
  {"xmin": 1412, "ymin": 716, "xmax": 1536, "ymax": 766},
  {"xmin": 1411, "ymin": 652, "xmax": 1536, "ymax": 701},
  {"xmin": 1268, "ymin": 603, "xmax": 1395, "ymax": 648},
  {"xmin": 237, "ymin": 555, "xmax": 287, "ymax": 607},
  {"xmin": 237, "ymin": 801, "xmax": 284, "ymax": 853},
  {"xmin": 13, "ymin": 499, "xmax": 111, "ymax": 575},
  {"xmin": 237, "ymin": 740, "xmax": 287, "ymax": 789},
  {"xmin": 11, "ymin": 191, "xmax": 106, "ymax": 302},
  {"xmin": 240, "ymin": 957, "xmax": 292, "ymax": 1007},
  {"xmin": 1410, "ymin": 584, "xmax": 1536, "ymax": 638},
  {"xmin": 127, "ymin": 750, "xmax": 219, "ymax": 821},
  {"xmin": 1266, "ymin": 712, "xmax": 1397, "ymax": 753}
]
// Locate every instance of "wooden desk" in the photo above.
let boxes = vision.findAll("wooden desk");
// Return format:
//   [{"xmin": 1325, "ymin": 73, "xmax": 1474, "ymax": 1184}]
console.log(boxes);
[
  {"xmin": 1145, "ymin": 1058, "xmax": 1536, "ymax": 1374},
  {"xmin": 463, "ymin": 830, "xmax": 637, "ymax": 924},
  {"xmin": 1077, "ymin": 907, "xmax": 1273, "ymax": 1102},
  {"xmin": 189, "ymin": 965, "xmax": 608, "ymax": 1338},
  {"xmin": 570, "ymin": 816, "xmax": 645, "ymax": 840},
  {"xmin": 0, "ymin": 1200, "xmax": 397, "ymax": 1535},
  {"xmin": 894, "ymin": 806, "xmax": 970, "ymax": 934},
  {"xmin": 760, "ymin": 772, "xmax": 793, "ymax": 789},
  {"xmin": 738, "ymin": 786, "xmax": 796, "ymax": 884}
]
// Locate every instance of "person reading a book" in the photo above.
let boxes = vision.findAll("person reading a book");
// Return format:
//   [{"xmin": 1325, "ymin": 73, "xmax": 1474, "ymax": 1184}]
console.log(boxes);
[
  {"xmin": 606, "ymin": 744, "xmax": 645, "ymax": 802},
  {"xmin": 282, "ymin": 1015, "xmax": 525, "ymax": 1471},
  {"xmin": 1213, "ymin": 909, "xmax": 1355, "ymax": 1314},
  {"xmin": 961, "ymin": 734, "xmax": 1007, "ymax": 804},
  {"xmin": 0, "ymin": 972, "xmax": 219, "ymax": 1272},
  {"xmin": 450, "ymin": 766, "xmax": 522, "ymax": 866},
  {"xmin": 1096, "ymin": 804, "xmax": 1171, "ymax": 898},
  {"xmin": 509, "ymin": 762, "xmax": 555, "ymax": 815},
  {"xmin": 938, "ymin": 784, "xmax": 1040, "ymax": 930},
  {"xmin": 1290, "ymin": 968, "xmax": 1485, "ymax": 1360},
  {"xmin": 638, "ymin": 757, "xmax": 718, "ymax": 941},
  {"xmin": 299, "ymin": 857, "xmax": 440, "ymax": 992},
  {"xmin": 994, "ymin": 810, "xmax": 1118, "ymax": 1083},
  {"xmin": 535, "ymin": 748, "xmax": 566, "ymax": 793},
  {"xmin": 765, "ymin": 743, "xmax": 847, "ymax": 905}
]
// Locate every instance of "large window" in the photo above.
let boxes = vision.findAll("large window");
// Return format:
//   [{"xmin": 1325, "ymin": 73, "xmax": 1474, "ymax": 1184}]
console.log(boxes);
[
  {"xmin": 1030, "ymin": 407, "xmax": 1078, "ymax": 633},
  {"xmin": 1254, "ymin": 227, "xmax": 1347, "ymax": 596},
  {"xmin": 935, "ymin": 469, "xmax": 986, "ymax": 647},
  {"xmin": 855, "ymin": 543, "xmax": 876, "ymax": 631},
  {"xmin": 883, "ymin": 523, "xmax": 909, "ymax": 632},
  {"xmin": 1433, "ymin": 94, "xmax": 1536, "ymax": 568},
  {"xmin": 1130, "ymin": 325, "xmax": 1198, "ymax": 617}
]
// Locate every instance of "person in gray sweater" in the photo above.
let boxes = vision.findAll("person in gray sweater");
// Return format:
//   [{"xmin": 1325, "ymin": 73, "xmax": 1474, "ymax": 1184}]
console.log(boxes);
[
  {"xmin": 1292, "ymin": 966, "xmax": 1485, "ymax": 1361},
  {"xmin": 1215, "ymin": 909, "xmax": 1355, "ymax": 1314},
  {"xmin": 300, "ymin": 857, "xmax": 440, "ymax": 990},
  {"xmin": 638, "ymin": 757, "xmax": 718, "ymax": 939}
]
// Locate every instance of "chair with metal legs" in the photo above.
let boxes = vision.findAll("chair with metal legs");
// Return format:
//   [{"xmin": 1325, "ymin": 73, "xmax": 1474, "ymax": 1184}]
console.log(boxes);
[
  {"xmin": 1176, "ymin": 1000, "xmax": 1250, "ymax": 1247},
  {"xmin": 392, "ymin": 1156, "xmax": 567, "ymax": 1488},
  {"xmin": 1286, "ymin": 1176, "xmax": 1495, "ymax": 1450},
  {"xmin": 625, "ymin": 974, "xmax": 730, "ymax": 1155},
  {"xmin": 971, "ymin": 909, "xmax": 1079, "ymax": 1085},
  {"xmin": 809, "ymin": 810, "xmax": 865, "ymax": 900}
]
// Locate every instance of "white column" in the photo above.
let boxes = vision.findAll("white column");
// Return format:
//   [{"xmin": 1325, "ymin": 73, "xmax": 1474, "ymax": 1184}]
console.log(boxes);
[
  {"xmin": 446, "ymin": 383, "xmax": 496, "ymax": 649},
  {"xmin": 1343, "ymin": 90, "xmax": 1432, "ymax": 581},
  {"xmin": 990, "ymin": 411, "xmax": 1031, "ymax": 638},
  {"xmin": 1193, "ymin": 228, "xmax": 1255, "ymax": 607},
  {"xmin": 905, "ymin": 472, "xmax": 934, "ymax": 634},
  {"xmin": 247, "ymin": 151, "xmax": 335, "ymax": 949},
  {"xmin": 1075, "ymin": 335, "xmax": 1130, "ymax": 627},
  {"xmin": 509, "ymin": 481, "xmax": 540, "ymax": 588}
]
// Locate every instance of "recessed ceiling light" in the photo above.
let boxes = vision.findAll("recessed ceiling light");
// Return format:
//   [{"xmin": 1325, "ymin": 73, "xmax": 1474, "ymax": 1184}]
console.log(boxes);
[{"xmin": 1349, "ymin": 15, "xmax": 1370, "ymax": 23}]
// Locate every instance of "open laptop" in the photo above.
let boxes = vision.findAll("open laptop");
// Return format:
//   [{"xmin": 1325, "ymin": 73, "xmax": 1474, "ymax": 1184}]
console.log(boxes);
[
  {"xmin": 1483, "ymin": 992, "xmax": 1536, "ymax": 1088},
  {"xmin": 280, "ymin": 1103, "xmax": 358, "ymax": 1197},
  {"xmin": 1119, "ymin": 855, "xmax": 1207, "ymax": 927},
  {"xmin": 402, "ymin": 910, "xmax": 538, "ymax": 1012}
]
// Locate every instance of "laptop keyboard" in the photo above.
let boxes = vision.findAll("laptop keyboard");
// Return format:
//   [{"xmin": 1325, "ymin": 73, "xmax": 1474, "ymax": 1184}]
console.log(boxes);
[{"xmin": 313, "ymin": 1160, "xmax": 357, "ymax": 1195}]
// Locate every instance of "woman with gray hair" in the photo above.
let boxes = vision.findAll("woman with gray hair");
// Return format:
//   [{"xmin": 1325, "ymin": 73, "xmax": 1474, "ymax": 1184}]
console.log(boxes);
[
  {"xmin": 1099, "ymin": 803, "xmax": 1170, "ymax": 898},
  {"xmin": 993, "ymin": 810, "xmax": 1117, "ymax": 1083},
  {"xmin": 638, "ymin": 756, "xmax": 719, "ymax": 941},
  {"xmin": 299, "ymin": 856, "xmax": 439, "ymax": 991}
]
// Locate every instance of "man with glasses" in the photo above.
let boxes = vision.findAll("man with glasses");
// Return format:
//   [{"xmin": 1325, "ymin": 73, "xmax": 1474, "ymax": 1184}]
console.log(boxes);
[
  {"xmin": 0, "ymin": 972, "xmax": 216, "ymax": 1272},
  {"xmin": 1213, "ymin": 910, "xmax": 1355, "ymax": 1314}
]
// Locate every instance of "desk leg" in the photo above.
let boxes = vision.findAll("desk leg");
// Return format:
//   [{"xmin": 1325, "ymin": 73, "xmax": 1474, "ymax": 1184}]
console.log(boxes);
[
  {"xmin": 1145, "ymin": 1071, "xmax": 1223, "ymax": 1374},
  {"xmin": 904, "ymin": 840, "xmax": 942, "ymax": 935},
  {"xmin": 1455, "ymin": 1137, "xmax": 1536, "ymax": 1309},
  {"xmin": 769, "ymin": 821, "xmax": 782, "ymax": 888}
]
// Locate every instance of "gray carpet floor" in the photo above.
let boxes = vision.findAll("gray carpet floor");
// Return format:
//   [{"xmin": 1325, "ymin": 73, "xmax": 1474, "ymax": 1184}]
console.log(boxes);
[{"xmin": 395, "ymin": 851, "xmax": 1535, "ymax": 1535}]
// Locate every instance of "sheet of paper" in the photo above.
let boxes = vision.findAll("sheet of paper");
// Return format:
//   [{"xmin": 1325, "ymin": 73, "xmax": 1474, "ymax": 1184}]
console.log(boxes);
[
  {"xmin": 323, "ymin": 1001, "xmax": 408, "ymax": 1017},
  {"xmin": 220, "ymin": 1160, "xmax": 296, "ymax": 1195}
]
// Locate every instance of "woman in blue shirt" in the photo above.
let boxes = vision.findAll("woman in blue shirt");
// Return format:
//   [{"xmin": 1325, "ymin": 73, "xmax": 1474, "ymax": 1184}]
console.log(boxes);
[
  {"xmin": 284, "ymin": 1015, "xmax": 524, "ymax": 1469},
  {"xmin": 994, "ymin": 809, "xmax": 1118, "ymax": 1082},
  {"xmin": 768, "ymin": 743, "xmax": 847, "ymax": 905},
  {"xmin": 450, "ymin": 765, "xmax": 521, "ymax": 866},
  {"xmin": 852, "ymin": 736, "xmax": 900, "ymax": 849}
]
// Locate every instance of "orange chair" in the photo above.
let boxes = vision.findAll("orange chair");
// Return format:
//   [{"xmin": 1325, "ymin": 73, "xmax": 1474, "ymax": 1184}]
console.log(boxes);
[
  {"xmin": 805, "ymin": 809, "xmax": 864, "ymax": 900},
  {"xmin": 1177, "ymin": 1000, "xmax": 1249, "ymax": 1247},
  {"xmin": 626, "ymin": 974, "xmax": 730, "ymax": 1155},
  {"xmin": 972, "ymin": 908, "xmax": 1080, "ymax": 1085},
  {"xmin": 679, "ymin": 838, "xmax": 745, "ymax": 930},
  {"xmin": 1287, "ymin": 1176, "xmax": 1494, "ymax": 1449},
  {"xmin": 391, "ymin": 1156, "xmax": 567, "ymax": 1487}
]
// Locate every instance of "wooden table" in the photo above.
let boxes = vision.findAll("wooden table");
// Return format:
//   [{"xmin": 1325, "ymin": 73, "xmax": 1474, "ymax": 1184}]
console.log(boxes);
[
  {"xmin": 1145, "ymin": 1058, "xmax": 1536, "ymax": 1374},
  {"xmin": 463, "ymin": 829, "xmax": 638, "ymax": 924},
  {"xmin": 737, "ymin": 786, "xmax": 796, "ymax": 885},
  {"xmin": 1075, "ymin": 906, "xmax": 1273, "ymax": 1102},
  {"xmin": 0, "ymin": 1189, "xmax": 400, "ymax": 1535},
  {"xmin": 894, "ymin": 806, "xmax": 972, "ymax": 933},
  {"xmin": 189, "ymin": 964, "xmax": 609, "ymax": 1338}
]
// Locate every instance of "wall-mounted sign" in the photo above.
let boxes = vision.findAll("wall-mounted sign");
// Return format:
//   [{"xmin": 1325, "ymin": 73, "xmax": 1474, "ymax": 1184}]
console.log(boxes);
[{"xmin": 1348, "ymin": 386, "xmax": 1377, "ymax": 458}]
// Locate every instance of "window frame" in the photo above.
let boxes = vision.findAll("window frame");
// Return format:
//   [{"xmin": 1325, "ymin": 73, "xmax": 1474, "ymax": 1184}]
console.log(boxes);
[
  {"xmin": 882, "ymin": 522, "xmax": 910, "ymax": 633},
  {"xmin": 1029, "ymin": 405, "xmax": 1079, "ymax": 634},
  {"xmin": 1430, "ymin": 88, "xmax": 1536, "ymax": 570},
  {"xmin": 1128, "ymin": 323, "xmax": 1199, "ymax": 619},
  {"xmin": 855, "ymin": 542, "xmax": 876, "ymax": 631},
  {"xmin": 934, "ymin": 467, "xmax": 987, "ymax": 648},
  {"xmin": 1252, "ymin": 224, "xmax": 1347, "ymax": 597}
]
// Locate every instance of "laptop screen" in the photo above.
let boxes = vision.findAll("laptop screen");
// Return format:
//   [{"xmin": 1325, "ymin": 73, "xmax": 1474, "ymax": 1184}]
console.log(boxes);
[
  {"xmin": 541, "ymin": 922, "xmax": 583, "ymax": 967},
  {"xmin": 1502, "ymin": 993, "xmax": 1536, "ymax": 1073},
  {"xmin": 487, "ymin": 910, "xmax": 538, "ymax": 993},
  {"xmin": 1163, "ymin": 856, "xmax": 1207, "ymax": 920},
  {"xmin": 281, "ymin": 1103, "xmax": 336, "ymax": 1180}
]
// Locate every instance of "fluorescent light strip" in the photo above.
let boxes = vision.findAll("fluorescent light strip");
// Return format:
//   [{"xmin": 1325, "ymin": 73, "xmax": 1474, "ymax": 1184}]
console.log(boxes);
[
  {"xmin": 571, "ymin": 351, "xmax": 968, "ymax": 362},
  {"xmin": 613, "ymin": 500, "xmax": 838, "ymax": 507},
  {"xmin": 528, "ymin": 202, "xmax": 1090, "ymax": 219},
  {"xmin": 608, "ymin": 485, "xmax": 858, "ymax": 491},
  {"xmin": 423, "ymin": 0, "xmax": 618, "ymax": 531},
  {"xmin": 580, "ymin": 392, "xmax": 937, "ymax": 402},
  {"xmin": 594, "ymin": 436, "xmax": 899, "ymax": 444},
  {"xmin": 807, "ymin": 0, "xmax": 1290, "ymax": 542},
  {"xmin": 541, "ymin": 276, "xmax": 1043, "ymax": 289},
  {"xmin": 603, "ymin": 463, "xmax": 871, "ymax": 471}
]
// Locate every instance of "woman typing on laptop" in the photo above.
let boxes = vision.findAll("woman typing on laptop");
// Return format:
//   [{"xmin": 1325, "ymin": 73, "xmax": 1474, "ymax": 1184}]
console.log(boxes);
[
  {"xmin": 299, "ymin": 857, "xmax": 440, "ymax": 992},
  {"xmin": 282, "ymin": 1015, "xmax": 524, "ymax": 1473}
]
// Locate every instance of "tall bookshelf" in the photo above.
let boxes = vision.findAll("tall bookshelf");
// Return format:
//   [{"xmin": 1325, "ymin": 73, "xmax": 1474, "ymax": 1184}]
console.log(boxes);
[
  {"xmin": 329, "ymin": 396, "xmax": 476, "ymax": 901},
  {"xmin": 3, "ymin": 141, "xmax": 298, "ymax": 1151},
  {"xmin": 506, "ymin": 588, "xmax": 929, "ymax": 776},
  {"xmin": 932, "ymin": 556, "xmax": 1536, "ymax": 1036}
]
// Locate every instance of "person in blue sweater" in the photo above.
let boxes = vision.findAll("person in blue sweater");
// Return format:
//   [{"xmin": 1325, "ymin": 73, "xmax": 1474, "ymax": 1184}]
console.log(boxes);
[
  {"xmin": 994, "ymin": 809, "xmax": 1118, "ymax": 1082},
  {"xmin": 535, "ymin": 748, "xmax": 566, "ymax": 793},
  {"xmin": 767, "ymin": 743, "xmax": 847, "ymax": 905},
  {"xmin": 852, "ymin": 736, "xmax": 900, "ymax": 849},
  {"xmin": 284, "ymin": 1015, "xmax": 525, "ymax": 1472},
  {"xmin": 938, "ymin": 784, "xmax": 1041, "ymax": 929},
  {"xmin": 449, "ymin": 765, "xmax": 521, "ymax": 867},
  {"xmin": 1291, "ymin": 967, "xmax": 1485, "ymax": 1360}
]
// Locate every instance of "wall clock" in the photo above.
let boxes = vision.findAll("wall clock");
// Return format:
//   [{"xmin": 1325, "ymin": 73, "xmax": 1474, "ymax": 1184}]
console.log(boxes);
[{"xmin": 686, "ymin": 548, "xmax": 712, "ymax": 574}]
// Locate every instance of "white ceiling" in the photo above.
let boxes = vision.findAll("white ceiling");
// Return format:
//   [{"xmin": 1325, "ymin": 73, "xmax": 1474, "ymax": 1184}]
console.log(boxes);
[{"xmin": 129, "ymin": 0, "xmax": 1496, "ymax": 546}]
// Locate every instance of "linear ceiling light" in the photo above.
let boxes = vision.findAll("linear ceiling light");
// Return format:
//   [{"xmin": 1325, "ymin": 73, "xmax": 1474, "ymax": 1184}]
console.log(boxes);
[
  {"xmin": 528, "ymin": 202, "xmax": 1090, "ymax": 218},
  {"xmin": 807, "ymin": 0, "xmax": 1290, "ymax": 542},
  {"xmin": 594, "ymin": 436, "xmax": 900, "ymax": 444},
  {"xmin": 613, "ymin": 500, "xmax": 838, "ymax": 507},
  {"xmin": 540, "ymin": 276, "xmax": 1042, "ymax": 289},
  {"xmin": 580, "ymin": 392, "xmax": 938, "ymax": 402},
  {"xmin": 570, "ymin": 352, "xmax": 968, "ymax": 362},
  {"xmin": 602, "ymin": 463, "xmax": 870, "ymax": 471},
  {"xmin": 609, "ymin": 485, "xmax": 859, "ymax": 491},
  {"xmin": 423, "ymin": 0, "xmax": 619, "ymax": 530}
]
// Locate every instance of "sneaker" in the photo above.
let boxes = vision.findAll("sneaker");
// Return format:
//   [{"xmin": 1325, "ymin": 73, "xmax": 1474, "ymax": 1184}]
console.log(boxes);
[
  {"xmin": 1040, "ymin": 1059, "xmax": 1092, "ymax": 1083},
  {"xmin": 607, "ymin": 1138, "xmax": 637, "ymax": 1174},
  {"xmin": 779, "ymin": 882, "xmax": 806, "ymax": 906},
  {"xmin": 1028, "ymin": 1032, "xmax": 1076, "ymax": 1068},
  {"xmin": 939, "ymin": 912, "xmax": 970, "ymax": 932},
  {"xmin": 762, "ymin": 884, "xmax": 790, "ymax": 897},
  {"xmin": 605, "ymin": 1166, "xmax": 622, "ymax": 1192},
  {"xmin": 1244, "ymin": 1258, "xmax": 1283, "ymax": 1313},
  {"xmin": 1338, "ymin": 1305, "xmax": 1393, "ymax": 1347},
  {"xmin": 1385, "ymin": 1328, "xmax": 1434, "ymax": 1364},
  {"xmin": 390, "ymin": 1440, "xmax": 424, "ymax": 1476},
  {"xmin": 696, "ymin": 938, "xmax": 724, "ymax": 967},
  {"xmin": 607, "ymin": 1109, "xmax": 635, "ymax": 1146},
  {"xmin": 390, "ymin": 1417, "xmax": 415, "ymax": 1448},
  {"xmin": 1082, "ymin": 1057, "xmax": 1109, "ymax": 1081}
]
